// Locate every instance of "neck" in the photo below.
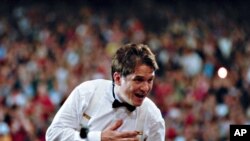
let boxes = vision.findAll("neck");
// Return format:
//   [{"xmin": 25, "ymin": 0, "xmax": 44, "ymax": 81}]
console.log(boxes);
[{"xmin": 113, "ymin": 84, "xmax": 133, "ymax": 106}]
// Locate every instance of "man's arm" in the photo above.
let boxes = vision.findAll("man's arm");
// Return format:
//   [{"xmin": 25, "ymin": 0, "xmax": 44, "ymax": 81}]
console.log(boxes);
[
  {"xmin": 146, "ymin": 119, "xmax": 165, "ymax": 141},
  {"xmin": 46, "ymin": 84, "xmax": 93, "ymax": 141}
]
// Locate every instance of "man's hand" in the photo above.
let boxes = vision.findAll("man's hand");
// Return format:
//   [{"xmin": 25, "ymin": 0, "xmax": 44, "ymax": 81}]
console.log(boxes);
[{"xmin": 101, "ymin": 120, "xmax": 139, "ymax": 141}]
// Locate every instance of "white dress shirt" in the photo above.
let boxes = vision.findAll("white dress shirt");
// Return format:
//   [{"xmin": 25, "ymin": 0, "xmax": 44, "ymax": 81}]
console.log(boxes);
[{"xmin": 46, "ymin": 79, "xmax": 165, "ymax": 141}]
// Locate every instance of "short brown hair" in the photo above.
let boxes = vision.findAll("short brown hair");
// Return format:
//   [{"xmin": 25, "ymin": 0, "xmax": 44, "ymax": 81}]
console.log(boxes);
[{"xmin": 111, "ymin": 43, "xmax": 158, "ymax": 80}]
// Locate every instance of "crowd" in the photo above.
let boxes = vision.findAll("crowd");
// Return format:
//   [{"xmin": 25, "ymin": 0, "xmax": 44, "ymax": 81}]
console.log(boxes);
[{"xmin": 0, "ymin": 0, "xmax": 250, "ymax": 140}]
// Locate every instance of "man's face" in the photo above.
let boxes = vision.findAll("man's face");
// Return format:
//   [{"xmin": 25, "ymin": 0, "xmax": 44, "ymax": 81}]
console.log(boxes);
[{"xmin": 115, "ymin": 64, "xmax": 155, "ymax": 107}]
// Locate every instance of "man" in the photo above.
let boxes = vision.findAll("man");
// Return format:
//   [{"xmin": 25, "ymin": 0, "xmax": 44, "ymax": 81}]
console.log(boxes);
[{"xmin": 46, "ymin": 43, "xmax": 165, "ymax": 141}]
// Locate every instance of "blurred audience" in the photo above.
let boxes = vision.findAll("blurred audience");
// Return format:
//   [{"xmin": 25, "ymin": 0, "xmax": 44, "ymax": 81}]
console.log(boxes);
[{"xmin": 0, "ymin": 0, "xmax": 250, "ymax": 140}]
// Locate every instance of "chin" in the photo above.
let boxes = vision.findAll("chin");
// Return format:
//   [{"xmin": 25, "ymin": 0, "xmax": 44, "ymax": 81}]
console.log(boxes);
[
  {"xmin": 134, "ymin": 103, "xmax": 142, "ymax": 107},
  {"xmin": 133, "ymin": 100, "xmax": 144, "ymax": 107}
]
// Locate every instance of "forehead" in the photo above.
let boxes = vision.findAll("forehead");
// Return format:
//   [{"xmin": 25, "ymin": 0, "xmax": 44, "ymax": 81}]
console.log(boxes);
[{"xmin": 128, "ymin": 64, "xmax": 155, "ymax": 78}]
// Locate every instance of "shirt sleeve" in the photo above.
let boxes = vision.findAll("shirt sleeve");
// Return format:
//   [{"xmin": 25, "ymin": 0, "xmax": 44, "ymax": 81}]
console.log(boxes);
[
  {"xmin": 74, "ymin": 131, "xmax": 101, "ymax": 141},
  {"xmin": 141, "ymin": 99, "xmax": 166, "ymax": 141},
  {"xmin": 87, "ymin": 131, "xmax": 101, "ymax": 141},
  {"xmin": 146, "ymin": 118, "xmax": 165, "ymax": 141},
  {"xmin": 46, "ymin": 82, "xmax": 101, "ymax": 141}
]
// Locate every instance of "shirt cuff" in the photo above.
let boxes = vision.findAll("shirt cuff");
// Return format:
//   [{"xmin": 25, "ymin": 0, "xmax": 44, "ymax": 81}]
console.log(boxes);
[
  {"xmin": 74, "ymin": 131, "xmax": 86, "ymax": 141},
  {"xmin": 87, "ymin": 131, "xmax": 101, "ymax": 141}
]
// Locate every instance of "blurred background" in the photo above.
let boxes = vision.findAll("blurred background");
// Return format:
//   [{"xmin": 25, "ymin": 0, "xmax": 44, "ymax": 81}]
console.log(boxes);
[{"xmin": 0, "ymin": 0, "xmax": 250, "ymax": 140}]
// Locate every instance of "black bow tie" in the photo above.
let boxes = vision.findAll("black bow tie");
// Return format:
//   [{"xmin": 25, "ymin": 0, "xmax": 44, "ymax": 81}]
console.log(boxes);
[{"xmin": 112, "ymin": 99, "xmax": 136, "ymax": 112}]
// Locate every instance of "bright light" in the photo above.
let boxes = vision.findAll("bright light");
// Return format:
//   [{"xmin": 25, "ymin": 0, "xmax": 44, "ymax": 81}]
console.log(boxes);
[{"xmin": 217, "ymin": 67, "xmax": 228, "ymax": 79}]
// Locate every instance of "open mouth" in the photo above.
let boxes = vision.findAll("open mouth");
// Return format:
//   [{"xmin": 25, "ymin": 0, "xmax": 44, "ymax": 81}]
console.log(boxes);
[{"xmin": 135, "ymin": 93, "xmax": 145, "ymax": 99}]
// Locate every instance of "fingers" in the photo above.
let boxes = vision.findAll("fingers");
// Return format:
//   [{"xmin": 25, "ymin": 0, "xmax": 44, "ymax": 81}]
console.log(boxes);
[
  {"xmin": 119, "ymin": 138, "xmax": 139, "ymax": 141},
  {"xmin": 117, "ymin": 131, "xmax": 139, "ymax": 138},
  {"xmin": 104, "ymin": 120, "xmax": 123, "ymax": 131},
  {"xmin": 101, "ymin": 120, "xmax": 140, "ymax": 141},
  {"xmin": 101, "ymin": 131, "xmax": 139, "ymax": 141}
]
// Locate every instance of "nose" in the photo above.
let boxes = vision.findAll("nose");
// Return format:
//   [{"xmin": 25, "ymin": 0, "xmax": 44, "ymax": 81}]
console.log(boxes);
[{"xmin": 140, "ymin": 82, "xmax": 151, "ymax": 93}]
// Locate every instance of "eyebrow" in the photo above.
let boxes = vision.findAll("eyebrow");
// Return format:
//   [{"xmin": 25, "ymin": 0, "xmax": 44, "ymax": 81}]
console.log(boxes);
[{"xmin": 133, "ymin": 75, "xmax": 154, "ymax": 80}]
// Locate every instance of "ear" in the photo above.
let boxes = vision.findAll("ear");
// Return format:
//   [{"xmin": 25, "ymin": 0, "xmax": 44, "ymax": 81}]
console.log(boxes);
[{"xmin": 113, "ymin": 72, "xmax": 121, "ymax": 86}]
